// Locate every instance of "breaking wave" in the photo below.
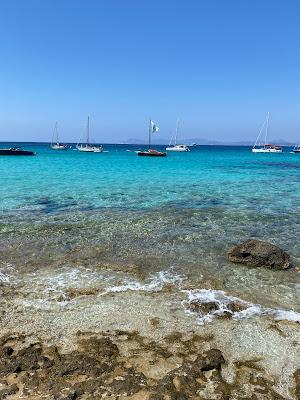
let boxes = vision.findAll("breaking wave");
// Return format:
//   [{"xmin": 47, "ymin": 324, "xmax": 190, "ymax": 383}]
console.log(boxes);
[{"xmin": 182, "ymin": 289, "xmax": 300, "ymax": 324}]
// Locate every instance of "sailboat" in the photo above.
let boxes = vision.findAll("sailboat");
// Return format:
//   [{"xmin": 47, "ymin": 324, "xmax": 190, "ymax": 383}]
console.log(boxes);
[
  {"xmin": 50, "ymin": 122, "xmax": 68, "ymax": 150},
  {"xmin": 292, "ymin": 143, "xmax": 300, "ymax": 153},
  {"xmin": 76, "ymin": 116, "xmax": 103, "ymax": 153},
  {"xmin": 136, "ymin": 120, "xmax": 166, "ymax": 157},
  {"xmin": 166, "ymin": 120, "xmax": 190, "ymax": 152},
  {"xmin": 252, "ymin": 113, "xmax": 282, "ymax": 153}
]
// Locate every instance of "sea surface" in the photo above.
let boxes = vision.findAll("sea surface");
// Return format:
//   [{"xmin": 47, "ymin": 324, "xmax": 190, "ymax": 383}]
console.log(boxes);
[{"xmin": 0, "ymin": 142, "xmax": 299, "ymax": 318}]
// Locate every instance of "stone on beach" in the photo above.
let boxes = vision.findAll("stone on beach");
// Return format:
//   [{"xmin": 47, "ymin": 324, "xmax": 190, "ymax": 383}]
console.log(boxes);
[{"xmin": 228, "ymin": 239, "xmax": 292, "ymax": 270}]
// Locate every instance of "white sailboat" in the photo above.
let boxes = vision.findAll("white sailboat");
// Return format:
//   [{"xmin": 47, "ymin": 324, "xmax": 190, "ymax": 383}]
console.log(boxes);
[
  {"xmin": 76, "ymin": 116, "xmax": 103, "ymax": 153},
  {"xmin": 292, "ymin": 142, "xmax": 300, "ymax": 153},
  {"xmin": 252, "ymin": 113, "xmax": 282, "ymax": 153},
  {"xmin": 50, "ymin": 122, "xmax": 68, "ymax": 150},
  {"xmin": 166, "ymin": 120, "xmax": 190, "ymax": 152}
]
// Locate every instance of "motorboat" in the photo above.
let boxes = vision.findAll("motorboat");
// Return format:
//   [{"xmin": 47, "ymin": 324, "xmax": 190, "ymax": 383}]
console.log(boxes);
[{"xmin": 0, "ymin": 147, "xmax": 35, "ymax": 156}]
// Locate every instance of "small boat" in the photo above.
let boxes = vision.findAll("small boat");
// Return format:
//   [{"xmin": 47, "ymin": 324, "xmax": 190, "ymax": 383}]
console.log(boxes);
[
  {"xmin": 137, "ymin": 149, "xmax": 166, "ymax": 157},
  {"xmin": 252, "ymin": 113, "xmax": 282, "ymax": 153},
  {"xmin": 50, "ymin": 122, "xmax": 68, "ymax": 150},
  {"xmin": 166, "ymin": 120, "xmax": 190, "ymax": 152},
  {"xmin": 76, "ymin": 116, "xmax": 103, "ymax": 153},
  {"xmin": 0, "ymin": 147, "xmax": 35, "ymax": 156},
  {"xmin": 292, "ymin": 143, "xmax": 300, "ymax": 153},
  {"xmin": 252, "ymin": 144, "xmax": 282, "ymax": 153},
  {"xmin": 136, "ymin": 120, "xmax": 166, "ymax": 157}
]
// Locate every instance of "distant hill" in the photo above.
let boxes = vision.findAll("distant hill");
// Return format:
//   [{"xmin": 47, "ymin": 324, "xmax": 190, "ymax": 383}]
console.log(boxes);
[{"xmin": 123, "ymin": 137, "xmax": 295, "ymax": 146}]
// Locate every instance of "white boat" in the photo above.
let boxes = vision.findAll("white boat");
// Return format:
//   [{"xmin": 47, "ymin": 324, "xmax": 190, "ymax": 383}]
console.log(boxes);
[
  {"xmin": 50, "ymin": 122, "xmax": 68, "ymax": 150},
  {"xmin": 252, "ymin": 113, "xmax": 282, "ymax": 153},
  {"xmin": 291, "ymin": 142, "xmax": 300, "ymax": 153},
  {"xmin": 76, "ymin": 116, "xmax": 103, "ymax": 153},
  {"xmin": 166, "ymin": 120, "xmax": 190, "ymax": 152}
]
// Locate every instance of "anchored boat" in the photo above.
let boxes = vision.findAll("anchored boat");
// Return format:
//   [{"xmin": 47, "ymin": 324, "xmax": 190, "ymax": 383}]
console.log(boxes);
[
  {"xmin": 77, "ymin": 116, "xmax": 103, "ymax": 153},
  {"xmin": 0, "ymin": 147, "xmax": 35, "ymax": 156},
  {"xmin": 291, "ymin": 140, "xmax": 300, "ymax": 153},
  {"xmin": 166, "ymin": 120, "xmax": 190, "ymax": 152},
  {"xmin": 50, "ymin": 122, "xmax": 68, "ymax": 150},
  {"xmin": 136, "ymin": 120, "xmax": 166, "ymax": 157},
  {"xmin": 252, "ymin": 113, "xmax": 282, "ymax": 153}
]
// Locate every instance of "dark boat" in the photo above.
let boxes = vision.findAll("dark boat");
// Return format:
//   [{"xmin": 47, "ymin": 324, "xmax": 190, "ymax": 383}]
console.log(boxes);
[
  {"xmin": 137, "ymin": 119, "xmax": 167, "ymax": 157},
  {"xmin": 0, "ymin": 147, "xmax": 35, "ymax": 156},
  {"xmin": 137, "ymin": 149, "xmax": 166, "ymax": 157}
]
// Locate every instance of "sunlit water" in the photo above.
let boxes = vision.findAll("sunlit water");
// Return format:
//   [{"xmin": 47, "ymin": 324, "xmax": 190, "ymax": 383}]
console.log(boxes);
[{"xmin": 0, "ymin": 143, "xmax": 299, "ymax": 316}]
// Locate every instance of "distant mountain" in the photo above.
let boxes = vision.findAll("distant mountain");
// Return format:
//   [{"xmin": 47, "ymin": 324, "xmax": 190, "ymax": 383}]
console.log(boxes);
[{"xmin": 124, "ymin": 137, "xmax": 295, "ymax": 146}]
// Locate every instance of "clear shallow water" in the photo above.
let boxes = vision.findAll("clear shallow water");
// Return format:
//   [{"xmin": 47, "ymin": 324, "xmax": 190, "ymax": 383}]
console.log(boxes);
[{"xmin": 0, "ymin": 143, "xmax": 299, "ymax": 313}]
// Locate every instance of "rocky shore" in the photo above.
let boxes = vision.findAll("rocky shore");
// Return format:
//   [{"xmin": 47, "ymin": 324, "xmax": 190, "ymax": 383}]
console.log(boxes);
[{"xmin": 0, "ymin": 236, "xmax": 299, "ymax": 399}]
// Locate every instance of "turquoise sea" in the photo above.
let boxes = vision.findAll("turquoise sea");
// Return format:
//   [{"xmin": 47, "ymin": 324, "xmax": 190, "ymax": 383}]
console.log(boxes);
[{"xmin": 0, "ymin": 143, "xmax": 299, "ymax": 314}]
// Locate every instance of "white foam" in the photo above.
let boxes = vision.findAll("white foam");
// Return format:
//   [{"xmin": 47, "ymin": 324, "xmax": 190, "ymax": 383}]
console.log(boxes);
[
  {"xmin": 182, "ymin": 288, "xmax": 300, "ymax": 324},
  {"xmin": 103, "ymin": 270, "xmax": 184, "ymax": 295},
  {"xmin": 272, "ymin": 309, "xmax": 300, "ymax": 323}
]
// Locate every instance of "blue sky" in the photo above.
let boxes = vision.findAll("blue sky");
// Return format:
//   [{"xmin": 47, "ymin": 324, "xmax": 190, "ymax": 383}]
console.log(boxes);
[{"xmin": 0, "ymin": 0, "xmax": 299, "ymax": 143}]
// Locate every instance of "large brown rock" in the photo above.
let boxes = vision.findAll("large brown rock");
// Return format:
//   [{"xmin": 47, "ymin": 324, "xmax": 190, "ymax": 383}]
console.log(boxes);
[{"xmin": 228, "ymin": 239, "xmax": 292, "ymax": 270}]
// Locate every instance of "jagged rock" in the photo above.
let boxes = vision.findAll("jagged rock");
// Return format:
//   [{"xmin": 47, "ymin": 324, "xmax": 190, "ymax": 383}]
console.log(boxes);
[
  {"xmin": 228, "ymin": 239, "xmax": 292, "ymax": 270},
  {"xmin": 188, "ymin": 300, "xmax": 219, "ymax": 314},
  {"xmin": 196, "ymin": 349, "xmax": 225, "ymax": 371}
]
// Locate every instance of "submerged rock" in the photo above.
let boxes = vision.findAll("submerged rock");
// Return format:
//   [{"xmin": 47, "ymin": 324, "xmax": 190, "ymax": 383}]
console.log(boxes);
[{"xmin": 228, "ymin": 239, "xmax": 292, "ymax": 270}]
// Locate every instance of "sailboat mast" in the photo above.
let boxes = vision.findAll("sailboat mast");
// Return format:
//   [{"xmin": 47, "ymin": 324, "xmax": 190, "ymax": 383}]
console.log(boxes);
[
  {"xmin": 87, "ymin": 116, "xmax": 90, "ymax": 145},
  {"xmin": 265, "ymin": 112, "xmax": 270, "ymax": 147},
  {"xmin": 175, "ymin": 119, "xmax": 179, "ymax": 146},
  {"xmin": 55, "ymin": 122, "xmax": 59, "ymax": 144},
  {"xmin": 148, "ymin": 119, "xmax": 151, "ymax": 149}
]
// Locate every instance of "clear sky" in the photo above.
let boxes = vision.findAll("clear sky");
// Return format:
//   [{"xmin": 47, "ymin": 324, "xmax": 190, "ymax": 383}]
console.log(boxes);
[{"xmin": 0, "ymin": 0, "xmax": 299, "ymax": 143}]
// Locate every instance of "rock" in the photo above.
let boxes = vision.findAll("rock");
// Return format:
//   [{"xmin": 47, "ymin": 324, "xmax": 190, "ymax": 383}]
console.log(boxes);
[
  {"xmin": 0, "ymin": 384, "xmax": 18, "ymax": 399},
  {"xmin": 188, "ymin": 300, "xmax": 218, "ymax": 314},
  {"xmin": 228, "ymin": 239, "xmax": 292, "ymax": 270},
  {"xmin": 196, "ymin": 349, "xmax": 225, "ymax": 371}
]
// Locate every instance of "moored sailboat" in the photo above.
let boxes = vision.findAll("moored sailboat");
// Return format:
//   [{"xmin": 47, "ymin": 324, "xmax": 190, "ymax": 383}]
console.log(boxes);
[
  {"xmin": 136, "ymin": 120, "xmax": 166, "ymax": 157},
  {"xmin": 76, "ymin": 117, "xmax": 103, "ymax": 153},
  {"xmin": 292, "ymin": 143, "xmax": 300, "ymax": 153},
  {"xmin": 252, "ymin": 113, "xmax": 282, "ymax": 153},
  {"xmin": 50, "ymin": 122, "xmax": 68, "ymax": 150},
  {"xmin": 166, "ymin": 120, "xmax": 190, "ymax": 152}
]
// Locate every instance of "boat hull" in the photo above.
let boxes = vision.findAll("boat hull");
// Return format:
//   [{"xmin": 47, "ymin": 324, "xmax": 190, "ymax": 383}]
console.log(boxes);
[
  {"xmin": 166, "ymin": 146, "xmax": 190, "ymax": 152},
  {"xmin": 137, "ymin": 150, "xmax": 166, "ymax": 157},
  {"xmin": 252, "ymin": 148, "xmax": 282, "ymax": 153},
  {"xmin": 51, "ymin": 145, "xmax": 68, "ymax": 150},
  {"xmin": 0, "ymin": 149, "xmax": 35, "ymax": 156},
  {"xmin": 77, "ymin": 146, "xmax": 103, "ymax": 153}
]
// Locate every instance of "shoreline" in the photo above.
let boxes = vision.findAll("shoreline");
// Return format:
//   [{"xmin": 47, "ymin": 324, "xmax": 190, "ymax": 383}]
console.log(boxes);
[{"xmin": 1, "ymin": 273, "xmax": 299, "ymax": 399}]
